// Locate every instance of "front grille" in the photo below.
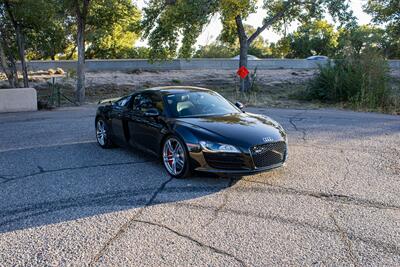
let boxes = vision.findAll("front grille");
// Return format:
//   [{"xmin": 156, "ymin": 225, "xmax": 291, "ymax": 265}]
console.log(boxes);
[
  {"xmin": 204, "ymin": 152, "xmax": 247, "ymax": 170},
  {"xmin": 250, "ymin": 141, "xmax": 286, "ymax": 168}
]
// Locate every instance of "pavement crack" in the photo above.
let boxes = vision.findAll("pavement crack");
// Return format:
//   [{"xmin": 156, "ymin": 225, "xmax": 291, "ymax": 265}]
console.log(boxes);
[
  {"xmin": 330, "ymin": 214, "xmax": 360, "ymax": 266},
  {"xmin": 37, "ymin": 165, "xmax": 45, "ymax": 173},
  {"xmin": 170, "ymin": 201, "xmax": 400, "ymax": 257},
  {"xmin": 202, "ymin": 177, "xmax": 236, "ymax": 228},
  {"xmin": 1, "ymin": 160, "xmax": 156, "ymax": 184},
  {"xmin": 288, "ymin": 111, "xmax": 307, "ymax": 142},
  {"xmin": 89, "ymin": 177, "xmax": 174, "ymax": 266},
  {"xmin": 241, "ymin": 179, "xmax": 400, "ymax": 211},
  {"xmin": 133, "ymin": 219, "xmax": 247, "ymax": 266}
]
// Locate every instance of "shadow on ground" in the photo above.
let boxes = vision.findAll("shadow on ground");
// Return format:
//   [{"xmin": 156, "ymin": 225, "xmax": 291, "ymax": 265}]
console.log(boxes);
[{"xmin": 0, "ymin": 142, "xmax": 253, "ymax": 234}]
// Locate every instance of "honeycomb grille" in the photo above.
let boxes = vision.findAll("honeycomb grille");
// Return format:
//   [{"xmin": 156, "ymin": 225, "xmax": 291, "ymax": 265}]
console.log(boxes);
[{"xmin": 250, "ymin": 141, "xmax": 286, "ymax": 168}]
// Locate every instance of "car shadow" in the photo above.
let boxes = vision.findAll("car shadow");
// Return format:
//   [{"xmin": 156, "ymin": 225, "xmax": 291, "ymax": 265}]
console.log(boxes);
[{"xmin": 0, "ymin": 142, "xmax": 241, "ymax": 234}]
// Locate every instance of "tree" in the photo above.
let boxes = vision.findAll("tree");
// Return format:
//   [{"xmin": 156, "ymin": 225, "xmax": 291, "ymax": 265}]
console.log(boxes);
[
  {"xmin": 285, "ymin": 20, "xmax": 338, "ymax": 58},
  {"xmin": 2, "ymin": 0, "xmax": 29, "ymax": 87},
  {"xmin": 270, "ymin": 37, "xmax": 291, "ymax": 58},
  {"xmin": 364, "ymin": 0, "xmax": 400, "ymax": 59},
  {"xmin": 336, "ymin": 25, "xmax": 387, "ymax": 57},
  {"xmin": 0, "ymin": 3, "xmax": 17, "ymax": 87},
  {"xmin": 26, "ymin": 5, "xmax": 72, "ymax": 60},
  {"xmin": 142, "ymin": 0, "xmax": 354, "ymax": 91},
  {"xmin": 194, "ymin": 24, "xmax": 272, "ymax": 58},
  {"xmin": 62, "ymin": 0, "xmax": 141, "ymax": 103},
  {"xmin": 0, "ymin": 23, "xmax": 18, "ymax": 87},
  {"xmin": 0, "ymin": 0, "xmax": 56, "ymax": 87},
  {"xmin": 85, "ymin": 0, "xmax": 141, "ymax": 59},
  {"xmin": 194, "ymin": 42, "xmax": 236, "ymax": 58},
  {"xmin": 62, "ymin": 0, "xmax": 91, "ymax": 104}
]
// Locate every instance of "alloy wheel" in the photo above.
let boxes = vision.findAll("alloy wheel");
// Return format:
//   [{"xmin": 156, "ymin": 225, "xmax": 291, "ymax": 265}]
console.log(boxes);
[
  {"xmin": 163, "ymin": 137, "xmax": 186, "ymax": 176},
  {"xmin": 96, "ymin": 120, "xmax": 107, "ymax": 146}
]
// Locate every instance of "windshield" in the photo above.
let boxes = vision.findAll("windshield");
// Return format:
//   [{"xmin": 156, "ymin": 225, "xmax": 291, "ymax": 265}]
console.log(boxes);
[{"xmin": 164, "ymin": 91, "xmax": 240, "ymax": 118}]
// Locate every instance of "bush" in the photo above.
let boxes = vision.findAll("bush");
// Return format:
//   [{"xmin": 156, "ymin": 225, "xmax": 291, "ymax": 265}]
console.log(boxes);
[
  {"xmin": 194, "ymin": 43, "xmax": 236, "ymax": 58},
  {"xmin": 306, "ymin": 50, "xmax": 395, "ymax": 111}
]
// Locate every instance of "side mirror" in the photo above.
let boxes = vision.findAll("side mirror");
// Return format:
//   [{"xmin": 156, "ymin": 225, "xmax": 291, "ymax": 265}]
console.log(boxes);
[
  {"xmin": 235, "ymin": 101, "xmax": 244, "ymax": 110},
  {"xmin": 144, "ymin": 108, "xmax": 160, "ymax": 117}
]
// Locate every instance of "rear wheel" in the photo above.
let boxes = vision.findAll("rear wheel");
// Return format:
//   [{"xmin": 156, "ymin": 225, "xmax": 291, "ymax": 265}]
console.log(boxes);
[
  {"xmin": 96, "ymin": 118, "xmax": 114, "ymax": 148},
  {"xmin": 162, "ymin": 136, "xmax": 190, "ymax": 178}
]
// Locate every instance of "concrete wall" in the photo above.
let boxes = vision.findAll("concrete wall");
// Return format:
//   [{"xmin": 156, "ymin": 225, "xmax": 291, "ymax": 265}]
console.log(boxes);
[
  {"xmin": 20, "ymin": 59, "xmax": 400, "ymax": 72},
  {"xmin": 0, "ymin": 88, "xmax": 37, "ymax": 113},
  {"xmin": 389, "ymin": 60, "xmax": 400, "ymax": 69}
]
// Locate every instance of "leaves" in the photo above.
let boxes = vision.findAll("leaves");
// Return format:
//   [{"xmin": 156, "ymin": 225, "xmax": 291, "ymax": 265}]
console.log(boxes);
[{"xmin": 142, "ymin": 0, "xmax": 355, "ymax": 60}]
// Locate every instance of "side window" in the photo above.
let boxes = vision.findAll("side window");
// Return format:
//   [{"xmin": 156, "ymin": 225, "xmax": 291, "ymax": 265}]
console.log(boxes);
[
  {"xmin": 116, "ymin": 96, "xmax": 132, "ymax": 107},
  {"xmin": 132, "ymin": 93, "xmax": 164, "ymax": 113},
  {"xmin": 149, "ymin": 93, "xmax": 164, "ymax": 113},
  {"xmin": 132, "ymin": 94, "xmax": 151, "ymax": 111}
]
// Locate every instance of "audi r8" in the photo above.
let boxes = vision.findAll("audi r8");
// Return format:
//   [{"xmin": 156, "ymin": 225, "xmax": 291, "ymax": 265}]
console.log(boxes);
[{"xmin": 95, "ymin": 86, "xmax": 288, "ymax": 178}]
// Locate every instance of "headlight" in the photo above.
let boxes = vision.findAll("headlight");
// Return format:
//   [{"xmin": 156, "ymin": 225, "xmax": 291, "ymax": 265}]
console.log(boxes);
[{"xmin": 199, "ymin": 141, "xmax": 240, "ymax": 153}]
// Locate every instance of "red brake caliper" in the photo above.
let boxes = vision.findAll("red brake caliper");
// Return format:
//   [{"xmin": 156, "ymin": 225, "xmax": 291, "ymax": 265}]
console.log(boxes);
[{"xmin": 167, "ymin": 145, "xmax": 173, "ymax": 167}]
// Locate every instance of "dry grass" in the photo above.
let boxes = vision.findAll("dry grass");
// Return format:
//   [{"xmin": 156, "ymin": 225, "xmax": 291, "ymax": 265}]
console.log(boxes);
[{"xmin": 1, "ymin": 68, "xmax": 398, "ymax": 113}]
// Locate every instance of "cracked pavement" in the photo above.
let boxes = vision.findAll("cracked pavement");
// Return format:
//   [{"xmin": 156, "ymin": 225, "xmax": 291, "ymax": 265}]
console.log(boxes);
[{"xmin": 0, "ymin": 105, "xmax": 399, "ymax": 266}]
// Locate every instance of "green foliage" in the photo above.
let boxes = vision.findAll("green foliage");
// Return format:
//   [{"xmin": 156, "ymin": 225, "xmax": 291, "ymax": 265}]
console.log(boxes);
[
  {"xmin": 0, "ymin": 0, "xmax": 60, "ymax": 59},
  {"xmin": 365, "ymin": 0, "xmax": 400, "ymax": 30},
  {"xmin": 15, "ymin": 0, "xmax": 142, "ymax": 60},
  {"xmin": 141, "ymin": 0, "xmax": 220, "ymax": 60},
  {"xmin": 195, "ymin": 24, "xmax": 272, "ymax": 58},
  {"xmin": 306, "ymin": 50, "xmax": 396, "ymax": 111},
  {"xmin": 142, "ymin": 0, "xmax": 354, "ymax": 61},
  {"xmin": 194, "ymin": 43, "xmax": 236, "ymax": 58},
  {"xmin": 364, "ymin": 0, "xmax": 400, "ymax": 59},
  {"xmin": 336, "ymin": 25, "xmax": 387, "ymax": 57},
  {"xmin": 25, "ymin": 1, "xmax": 71, "ymax": 60},
  {"xmin": 218, "ymin": 0, "xmax": 256, "ymax": 44},
  {"xmin": 285, "ymin": 20, "xmax": 338, "ymax": 58},
  {"xmin": 270, "ymin": 38, "xmax": 291, "ymax": 58},
  {"xmin": 85, "ymin": 0, "xmax": 141, "ymax": 59}
]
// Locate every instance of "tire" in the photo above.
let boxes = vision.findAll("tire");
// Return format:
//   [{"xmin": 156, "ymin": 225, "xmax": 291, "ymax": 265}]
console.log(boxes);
[
  {"xmin": 162, "ymin": 135, "xmax": 191, "ymax": 178},
  {"xmin": 95, "ymin": 117, "xmax": 114, "ymax": 149}
]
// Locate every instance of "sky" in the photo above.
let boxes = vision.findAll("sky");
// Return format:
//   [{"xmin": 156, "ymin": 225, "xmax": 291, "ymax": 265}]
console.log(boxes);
[{"xmin": 135, "ymin": 0, "xmax": 372, "ymax": 47}]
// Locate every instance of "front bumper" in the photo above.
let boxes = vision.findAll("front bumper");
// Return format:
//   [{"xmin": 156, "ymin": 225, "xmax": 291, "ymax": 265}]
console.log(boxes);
[
  {"xmin": 194, "ymin": 162, "xmax": 285, "ymax": 175},
  {"xmin": 188, "ymin": 141, "xmax": 287, "ymax": 176}
]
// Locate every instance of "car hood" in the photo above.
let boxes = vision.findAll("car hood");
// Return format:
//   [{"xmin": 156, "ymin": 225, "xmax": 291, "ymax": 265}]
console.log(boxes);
[{"xmin": 175, "ymin": 112, "xmax": 286, "ymax": 148}]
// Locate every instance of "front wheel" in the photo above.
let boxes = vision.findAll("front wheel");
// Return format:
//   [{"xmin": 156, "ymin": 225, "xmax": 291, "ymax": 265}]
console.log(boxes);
[
  {"xmin": 162, "ymin": 136, "xmax": 191, "ymax": 178},
  {"xmin": 96, "ymin": 118, "xmax": 114, "ymax": 148}
]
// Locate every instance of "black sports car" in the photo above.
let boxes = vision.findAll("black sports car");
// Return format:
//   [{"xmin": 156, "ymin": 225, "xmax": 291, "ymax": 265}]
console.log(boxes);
[{"xmin": 95, "ymin": 86, "xmax": 288, "ymax": 178}]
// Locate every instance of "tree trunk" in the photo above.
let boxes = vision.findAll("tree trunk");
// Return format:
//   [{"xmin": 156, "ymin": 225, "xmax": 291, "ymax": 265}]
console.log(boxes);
[
  {"xmin": 75, "ymin": 0, "xmax": 90, "ymax": 104},
  {"xmin": 76, "ymin": 17, "xmax": 85, "ymax": 103},
  {"xmin": 239, "ymin": 41, "xmax": 251, "ymax": 92},
  {"xmin": 4, "ymin": 0, "xmax": 28, "ymax": 88},
  {"xmin": 15, "ymin": 25, "xmax": 29, "ymax": 88},
  {"xmin": 235, "ymin": 15, "xmax": 251, "ymax": 92},
  {"xmin": 0, "ymin": 40, "xmax": 18, "ymax": 88},
  {"xmin": 235, "ymin": 2, "xmax": 291, "ymax": 91}
]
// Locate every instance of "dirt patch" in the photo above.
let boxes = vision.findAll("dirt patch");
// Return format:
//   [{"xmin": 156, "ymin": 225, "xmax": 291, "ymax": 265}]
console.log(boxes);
[{"xmin": 0, "ymin": 69, "xmax": 316, "ymax": 108}]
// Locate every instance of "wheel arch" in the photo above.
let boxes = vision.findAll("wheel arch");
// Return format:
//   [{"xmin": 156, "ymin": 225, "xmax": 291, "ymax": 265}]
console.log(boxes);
[{"xmin": 159, "ymin": 124, "xmax": 198, "ymax": 156}]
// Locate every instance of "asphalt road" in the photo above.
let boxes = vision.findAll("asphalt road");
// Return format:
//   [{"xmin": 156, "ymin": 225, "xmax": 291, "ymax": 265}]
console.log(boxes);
[{"xmin": 0, "ymin": 105, "xmax": 399, "ymax": 266}]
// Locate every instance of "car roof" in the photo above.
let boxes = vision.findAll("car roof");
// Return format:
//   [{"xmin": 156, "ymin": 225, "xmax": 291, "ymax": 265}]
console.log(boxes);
[
  {"xmin": 307, "ymin": 55, "xmax": 328, "ymax": 60},
  {"xmin": 138, "ymin": 86, "xmax": 212, "ymax": 95}
]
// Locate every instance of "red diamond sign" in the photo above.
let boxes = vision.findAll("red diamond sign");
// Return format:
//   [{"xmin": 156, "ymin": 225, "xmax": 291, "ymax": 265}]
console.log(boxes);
[{"xmin": 237, "ymin": 66, "xmax": 249, "ymax": 79}]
